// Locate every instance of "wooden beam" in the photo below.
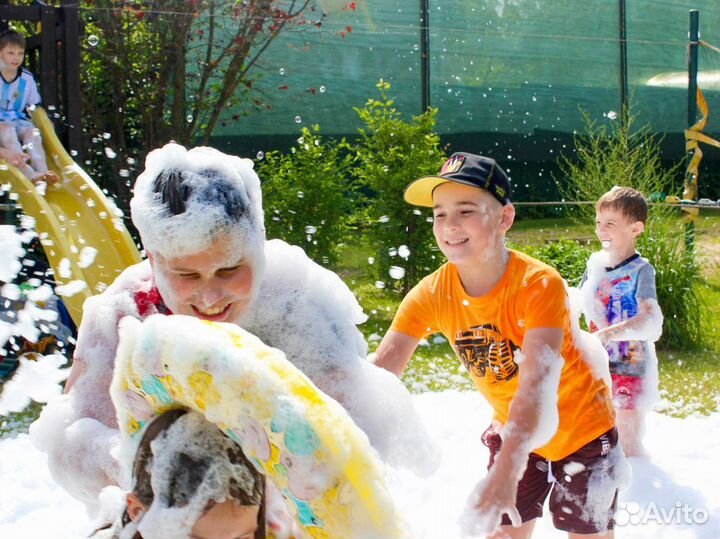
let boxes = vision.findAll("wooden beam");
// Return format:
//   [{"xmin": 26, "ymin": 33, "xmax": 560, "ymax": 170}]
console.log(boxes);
[
  {"xmin": 0, "ymin": 5, "xmax": 42, "ymax": 23},
  {"xmin": 61, "ymin": 0, "xmax": 82, "ymax": 157},
  {"xmin": 40, "ymin": 4, "xmax": 58, "ymax": 108}
]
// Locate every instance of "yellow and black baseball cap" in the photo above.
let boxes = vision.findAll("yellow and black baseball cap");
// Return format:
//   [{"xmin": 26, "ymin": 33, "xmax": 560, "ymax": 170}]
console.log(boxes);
[{"xmin": 404, "ymin": 152, "xmax": 512, "ymax": 207}]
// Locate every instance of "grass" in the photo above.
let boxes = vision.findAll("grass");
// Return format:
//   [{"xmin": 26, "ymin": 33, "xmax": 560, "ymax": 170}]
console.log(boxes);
[{"xmin": 655, "ymin": 213, "xmax": 720, "ymax": 417}]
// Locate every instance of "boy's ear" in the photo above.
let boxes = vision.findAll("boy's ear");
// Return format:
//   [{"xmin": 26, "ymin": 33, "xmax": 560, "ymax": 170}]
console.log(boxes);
[
  {"xmin": 126, "ymin": 493, "xmax": 146, "ymax": 522},
  {"xmin": 631, "ymin": 221, "xmax": 645, "ymax": 236},
  {"xmin": 500, "ymin": 203, "xmax": 516, "ymax": 232}
]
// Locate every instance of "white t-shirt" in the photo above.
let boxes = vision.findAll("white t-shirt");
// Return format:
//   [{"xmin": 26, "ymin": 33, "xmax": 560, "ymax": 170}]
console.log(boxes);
[{"xmin": 0, "ymin": 67, "xmax": 40, "ymax": 123}]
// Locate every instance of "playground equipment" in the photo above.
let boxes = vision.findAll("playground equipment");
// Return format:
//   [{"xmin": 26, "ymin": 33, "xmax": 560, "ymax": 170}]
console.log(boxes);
[{"xmin": 0, "ymin": 107, "xmax": 141, "ymax": 327}]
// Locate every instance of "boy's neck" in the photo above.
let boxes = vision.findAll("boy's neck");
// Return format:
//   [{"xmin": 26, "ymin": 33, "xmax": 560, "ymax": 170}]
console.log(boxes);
[
  {"xmin": 454, "ymin": 247, "xmax": 510, "ymax": 297},
  {"xmin": 606, "ymin": 245, "xmax": 637, "ymax": 267},
  {"xmin": 1, "ymin": 66, "xmax": 18, "ymax": 80}
]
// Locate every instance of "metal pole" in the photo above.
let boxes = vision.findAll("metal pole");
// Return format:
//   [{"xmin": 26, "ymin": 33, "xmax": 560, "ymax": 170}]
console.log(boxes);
[
  {"xmin": 687, "ymin": 10, "xmax": 699, "ymax": 130},
  {"xmin": 685, "ymin": 9, "xmax": 699, "ymax": 251},
  {"xmin": 419, "ymin": 0, "xmax": 430, "ymax": 112},
  {"xmin": 618, "ymin": 0, "xmax": 628, "ymax": 118}
]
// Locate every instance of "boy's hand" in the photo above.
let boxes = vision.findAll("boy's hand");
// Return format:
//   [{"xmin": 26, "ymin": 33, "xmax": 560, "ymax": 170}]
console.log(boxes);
[
  {"xmin": 460, "ymin": 467, "xmax": 522, "ymax": 536},
  {"xmin": 0, "ymin": 148, "xmax": 30, "ymax": 168},
  {"xmin": 594, "ymin": 327, "xmax": 612, "ymax": 345},
  {"xmin": 459, "ymin": 330, "xmax": 563, "ymax": 536},
  {"xmin": 593, "ymin": 299, "xmax": 663, "ymax": 344}
]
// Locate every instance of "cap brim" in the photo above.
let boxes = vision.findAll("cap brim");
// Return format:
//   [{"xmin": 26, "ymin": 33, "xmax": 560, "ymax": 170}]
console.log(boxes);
[
  {"xmin": 404, "ymin": 176, "xmax": 493, "ymax": 207},
  {"xmin": 403, "ymin": 176, "xmax": 450, "ymax": 207}
]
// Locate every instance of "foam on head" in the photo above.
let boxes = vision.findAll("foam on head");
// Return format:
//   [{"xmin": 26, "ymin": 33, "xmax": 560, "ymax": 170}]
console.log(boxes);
[
  {"xmin": 134, "ymin": 410, "xmax": 262, "ymax": 539},
  {"xmin": 130, "ymin": 143, "xmax": 265, "ymax": 262}
]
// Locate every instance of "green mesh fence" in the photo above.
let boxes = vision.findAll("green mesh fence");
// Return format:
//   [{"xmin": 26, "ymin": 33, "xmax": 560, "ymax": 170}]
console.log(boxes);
[
  {"xmin": 76, "ymin": 0, "xmax": 720, "ymax": 202},
  {"xmin": 201, "ymin": 1, "xmax": 720, "ymax": 202}
]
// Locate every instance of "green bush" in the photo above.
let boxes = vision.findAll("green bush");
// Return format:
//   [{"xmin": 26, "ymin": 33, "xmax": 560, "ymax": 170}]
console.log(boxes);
[
  {"xmin": 517, "ymin": 240, "xmax": 592, "ymax": 287},
  {"xmin": 257, "ymin": 126, "xmax": 355, "ymax": 266},
  {"xmin": 556, "ymin": 110, "xmax": 679, "ymax": 224},
  {"xmin": 556, "ymin": 109, "xmax": 705, "ymax": 349},
  {"xmin": 350, "ymin": 80, "xmax": 447, "ymax": 294},
  {"xmin": 638, "ymin": 219, "xmax": 705, "ymax": 349}
]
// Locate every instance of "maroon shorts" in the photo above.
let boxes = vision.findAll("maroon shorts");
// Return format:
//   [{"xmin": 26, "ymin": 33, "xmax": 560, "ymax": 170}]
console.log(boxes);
[
  {"xmin": 482, "ymin": 424, "xmax": 619, "ymax": 534},
  {"xmin": 611, "ymin": 374, "xmax": 644, "ymax": 409}
]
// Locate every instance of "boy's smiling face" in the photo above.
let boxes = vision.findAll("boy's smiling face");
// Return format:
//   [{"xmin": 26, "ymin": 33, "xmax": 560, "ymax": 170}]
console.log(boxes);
[
  {"xmin": 432, "ymin": 182, "xmax": 512, "ymax": 267},
  {"xmin": 595, "ymin": 206, "xmax": 644, "ymax": 260},
  {"xmin": 0, "ymin": 44, "xmax": 25, "ymax": 72}
]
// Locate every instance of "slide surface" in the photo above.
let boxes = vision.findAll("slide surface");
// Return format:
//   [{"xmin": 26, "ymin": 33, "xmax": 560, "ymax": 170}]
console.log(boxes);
[{"xmin": 0, "ymin": 108, "xmax": 141, "ymax": 326}]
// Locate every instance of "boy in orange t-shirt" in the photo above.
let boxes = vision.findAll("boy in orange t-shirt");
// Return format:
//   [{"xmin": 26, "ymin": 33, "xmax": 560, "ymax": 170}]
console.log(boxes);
[{"xmin": 375, "ymin": 153, "xmax": 621, "ymax": 538}]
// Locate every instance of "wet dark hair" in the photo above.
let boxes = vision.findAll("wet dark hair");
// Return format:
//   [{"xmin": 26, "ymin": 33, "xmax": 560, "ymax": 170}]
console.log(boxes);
[
  {"xmin": 152, "ymin": 169, "xmax": 249, "ymax": 222},
  {"xmin": 92, "ymin": 409, "xmax": 266, "ymax": 539},
  {"xmin": 132, "ymin": 409, "xmax": 264, "ymax": 506},
  {"xmin": 0, "ymin": 30, "xmax": 26, "ymax": 50}
]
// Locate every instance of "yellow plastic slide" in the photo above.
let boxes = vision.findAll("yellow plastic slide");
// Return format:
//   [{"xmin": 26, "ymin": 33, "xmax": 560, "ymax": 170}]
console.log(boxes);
[{"xmin": 0, "ymin": 107, "xmax": 141, "ymax": 326}]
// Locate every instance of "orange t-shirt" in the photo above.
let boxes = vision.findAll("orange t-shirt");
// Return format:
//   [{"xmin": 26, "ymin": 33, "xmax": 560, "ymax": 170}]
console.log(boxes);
[{"xmin": 391, "ymin": 249, "xmax": 614, "ymax": 461}]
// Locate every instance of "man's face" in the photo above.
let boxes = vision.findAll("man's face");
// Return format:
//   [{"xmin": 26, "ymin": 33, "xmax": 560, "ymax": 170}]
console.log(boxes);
[
  {"xmin": 0, "ymin": 45, "xmax": 25, "ymax": 71},
  {"xmin": 149, "ymin": 231, "xmax": 255, "ymax": 324},
  {"xmin": 431, "ymin": 182, "xmax": 509, "ymax": 267}
]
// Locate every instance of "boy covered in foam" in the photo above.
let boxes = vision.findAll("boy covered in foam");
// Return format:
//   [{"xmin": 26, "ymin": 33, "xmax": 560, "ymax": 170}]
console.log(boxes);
[
  {"xmin": 580, "ymin": 186, "xmax": 663, "ymax": 457},
  {"xmin": 31, "ymin": 143, "xmax": 438, "ymax": 511}
]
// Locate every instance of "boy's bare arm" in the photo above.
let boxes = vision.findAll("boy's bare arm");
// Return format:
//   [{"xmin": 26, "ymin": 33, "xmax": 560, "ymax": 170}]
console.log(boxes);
[
  {"xmin": 594, "ymin": 298, "xmax": 663, "ymax": 344},
  {"xmin": 63, "ymin": 357, "xmax": 85, "ymax": 392},
  {"xmin": 465, "ymin": 327, "xmax": 563, "ymax": 533},
  {"xmin": 34, "ymin": 301, "xmax": 124, "ymax": 508},
  {"xmin": 373, "ymin": 329, "xmax": 420, "ymax": 377}
]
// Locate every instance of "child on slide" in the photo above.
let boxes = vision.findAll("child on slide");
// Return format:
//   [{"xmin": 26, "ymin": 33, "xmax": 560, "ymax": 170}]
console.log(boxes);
[
  {"xmin": 33, "ymin": 143, "xmax": 438, "ymax": 513},
  {"xmin": 0, "ymin": 30, "xmax": 58, "ymax": 184},
  {"xmin": 90, "ymin": 409, "xmax": 288, "ymax": 539},
  {"xmin": 580, "ymin": 186, "xmax": 663, "ymax": 457}
]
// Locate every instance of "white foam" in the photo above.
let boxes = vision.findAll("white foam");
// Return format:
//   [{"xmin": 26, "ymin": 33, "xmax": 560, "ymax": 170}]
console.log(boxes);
[
  {"xmin": 0, "ymin": 225, "xmax": 24, "ymax": 282},
  {"xmin": 459, "ymin": 344, "xmax": 564, "ymax": 536},
  {"xmin": 130, "ymin": 143, "xmax": 265, "ymax": 262},
  {"xmin": 239, "ymin": 239, "xmax": 440, "ymax": 475},
  {"xmin": 0, "ymin": 353, "xmax": 69, "ymax": 414},
  {"xmin": 135, "ymin": 412, "xmax": 261, "ymax": 539},
  {"xmin": 567, "ymin": 284, "xmax": 613, "ymax": 385},
  {"xmin": 30, "ymin": 264, "xmax": 151, "ymax": 509}
]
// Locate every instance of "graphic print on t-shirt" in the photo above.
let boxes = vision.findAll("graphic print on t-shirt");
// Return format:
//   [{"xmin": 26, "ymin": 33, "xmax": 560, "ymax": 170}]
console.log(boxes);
[
  {"xmin": 454, "ymin": 324, "xmax": 519, "ymax": 383},
  {"xmin": 592, "ymin": 269, "xmax": 647, "ymax": 377}
]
